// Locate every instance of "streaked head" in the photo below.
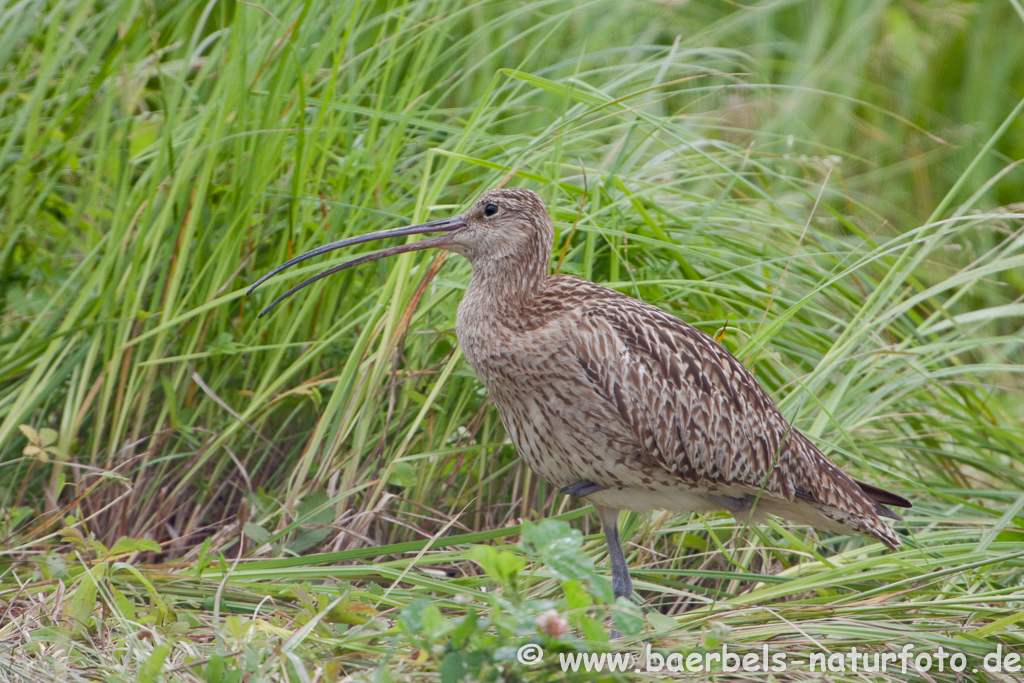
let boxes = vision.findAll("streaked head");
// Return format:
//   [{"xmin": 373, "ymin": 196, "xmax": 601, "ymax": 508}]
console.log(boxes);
[
  {"xmin": 248, "ymin": 188, "xmax": 552, "ymax": 317},
  {"xmin": 445, "ymin": 188, "xmax": 552, "ymax": 262}
]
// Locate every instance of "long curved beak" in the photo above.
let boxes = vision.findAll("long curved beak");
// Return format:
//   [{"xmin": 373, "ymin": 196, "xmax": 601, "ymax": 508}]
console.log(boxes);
[{"xmin": 248, "ymin": 215, "xmax": 466, "ymax": 317}]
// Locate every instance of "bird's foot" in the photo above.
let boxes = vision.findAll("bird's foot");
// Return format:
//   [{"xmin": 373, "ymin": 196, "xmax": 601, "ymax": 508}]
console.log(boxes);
[{"xmin": 560, "ymin": 479, "xmax": 605, "ymax": 497}]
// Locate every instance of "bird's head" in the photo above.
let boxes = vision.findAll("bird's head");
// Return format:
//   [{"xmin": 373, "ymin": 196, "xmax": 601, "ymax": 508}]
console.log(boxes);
[
  {"xmin": 248, "ymin": 188, "xmax": 553, "ymax": 317},
  {"xmin": 445, "ymin": 188, "xmax": 552, "ymax": 262}
]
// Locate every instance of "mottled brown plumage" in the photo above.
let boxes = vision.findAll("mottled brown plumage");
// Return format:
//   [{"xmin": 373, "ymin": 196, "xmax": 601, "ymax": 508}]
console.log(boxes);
[{"xmin": 251, "ymin": 187, "xmax": 911, "ymax": 601}]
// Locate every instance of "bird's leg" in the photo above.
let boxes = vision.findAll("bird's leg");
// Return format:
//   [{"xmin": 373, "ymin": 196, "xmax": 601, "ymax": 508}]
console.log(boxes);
[
  {"xmin": 560, "ymin": 479, "xmax": 605, "ymax": 497},
  {"xmin": 595, "ymin": 505, "xmax": 633, "ymax": 601}
]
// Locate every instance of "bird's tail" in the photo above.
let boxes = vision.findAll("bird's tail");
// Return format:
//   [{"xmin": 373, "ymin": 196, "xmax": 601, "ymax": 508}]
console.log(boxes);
[
  {"xmin": 809, "ymin": 470, "xmax": 911, "ymax": 550},
  {"xmin": 855, "ymin": 478, "xmax": 912, "ymax": 521},
  {"xmin": 767, "ymin": 434, "xmax": 912, "ymax": 550}
]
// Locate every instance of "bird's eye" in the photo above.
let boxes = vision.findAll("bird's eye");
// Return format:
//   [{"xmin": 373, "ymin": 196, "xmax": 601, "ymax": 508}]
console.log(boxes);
[{"xmin": 483, "ymin": 203, "xmax": 499, "ymax": 217}]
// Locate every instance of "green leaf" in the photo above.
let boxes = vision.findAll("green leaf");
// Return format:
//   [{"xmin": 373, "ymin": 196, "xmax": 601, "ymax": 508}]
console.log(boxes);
[
  {"xmin": 324, "ymin": 597, "xmax": 375, "ymax": 625},
  {"xmin": 204, "ymin": 655, "xmax": 225, "ymax": 683},
  {"xmin": 996, "ymin": 529, "xmax": 1024, "ymax": 543},
  {"xmin": 612, "ymin": 597, "xmax": 644, "ymax": 636},
  {"xmin": 109, "ymin": 586, "xmax": 136, "ymax": 620},
  {"xmin": 469, "ymin": 545, "xmax": 525, "ymax": 586},
  {"xmin": 520, "ymin": 520, "xmax": 588, "ymax": 579},
  {"xmin": 469, "ymin": 545, "xmax": 498, "ymax": 581},
  {"xmin": 288, "ymin": 491, "xmax": 334, "ymax": 553},
  {"xmin": 109, "ymin": 536, "xmax": 161, "ymax": 556},
  {"xmin": 209, "ymin": 331, "xmax": 241, "ymax": 354},
  {"xmin": 580, "ymin": 616, "xmax": 608, "ymax": 643},
  {"xmin": 29, "ymin": 626, "xmax": 72, "ymax": 643},
  {"xmin": 563, "ymin": 579, "xmax": 593, "ymax": 611},
  {"xmin": 646, "ymin": 612, "xmax": 678, "ymax": 632},
  {"xmin": 440, "ymin": 652, "xmax": 466, "ymax": 683},
  {"xmin": 204, "ymin": 655, "xmax": 243, "ymax": 683},
  {"xmin": 58, "ymin": 526, "xmax": 85, "ymax": 546},
  {"xmin": 389, "ymin": 461, "xmax": 417, "ymax": 488},
  {"xmin": 110, "ymin": 562, "xmax": 172, "ymax": 624},
  {"xmin": 296, "ymin": 491, "xmax": 333, "ymax": 523},
  {"xmin": 449, "ymin": 608, "xmax": 478, "ymax": 649},
  {"xmin": 69, "ymin": 564, "xmax": 104, "ymax": 637},
  {"xmin": 680, "ymin": 532, "xmax": 708, "ymax": 552},
  {"xmin": 497, "ymin": 550, "xmax": 526, "ymax": 580},
  {"xmin": 138, "ymin": 644, "xmax": 170, "ymax": 683},
  {"xmin": 522, "ymin": 520, "xmax": 613, "ymax": 602},
  {"xmin": 400, "ymin": 598, "xmax": 432, "ymax": 636},
  {"xmin": 420, "ymin": 603, "xmax": 448, "ymax": 640},
  {"xmin": 44, "ymin": 552, "xmax": 67, "ymax": 580},
  {"xmin": 243, "ymin": 522, "xmax": 271, "ymax": 545},
  {"xmin": 196, "ymin": 537, "xmax": 213, "ymax": 576}
]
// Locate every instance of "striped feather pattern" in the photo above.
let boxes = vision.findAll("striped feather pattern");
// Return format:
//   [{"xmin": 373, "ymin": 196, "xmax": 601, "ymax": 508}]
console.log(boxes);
[{"xmin": 452, "ymin": 189, "xmax": 909, "ymax": 549}]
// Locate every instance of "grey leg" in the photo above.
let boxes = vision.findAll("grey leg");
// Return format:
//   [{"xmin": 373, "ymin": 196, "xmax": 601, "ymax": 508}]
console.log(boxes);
[
  {"xmin": 595, "ymin": 505, "xmax": 633, "ymax": 600},
  {"xmin": 561, "ymin": 479, "xmax": 605, "ymax": 497}
]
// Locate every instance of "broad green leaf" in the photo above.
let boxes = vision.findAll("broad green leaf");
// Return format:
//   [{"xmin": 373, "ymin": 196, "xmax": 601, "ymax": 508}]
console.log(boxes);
[
  {"xmin": 612, "ymin": 597, "xmax": 644, "ymax": 636},
  {"xmin": 108, "ymin": 536, "xmax": 161, "ymax": 557}
]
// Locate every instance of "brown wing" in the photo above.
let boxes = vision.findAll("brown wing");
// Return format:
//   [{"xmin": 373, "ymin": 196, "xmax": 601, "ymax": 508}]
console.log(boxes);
[{"xmin": 565, "ymin": 280, "xmax": 906, "ymax": 547}]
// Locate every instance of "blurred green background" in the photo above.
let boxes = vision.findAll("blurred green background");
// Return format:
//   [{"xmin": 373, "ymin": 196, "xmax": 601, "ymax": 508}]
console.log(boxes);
[{"xmin": 1, "ymin": 1, "xmax": 1023, "ymax": 680}]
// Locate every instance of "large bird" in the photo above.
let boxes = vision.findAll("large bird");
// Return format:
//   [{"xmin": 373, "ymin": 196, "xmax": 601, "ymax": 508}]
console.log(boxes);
[{"xmin": 250, "ymin": 187, "xmax": 911, "ymax": 602}]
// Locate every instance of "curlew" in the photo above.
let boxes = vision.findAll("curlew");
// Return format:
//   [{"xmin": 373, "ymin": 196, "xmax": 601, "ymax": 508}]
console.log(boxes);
[{"xmin": 250, "ymin": 188, "xmax": 911, "ymax": 603}]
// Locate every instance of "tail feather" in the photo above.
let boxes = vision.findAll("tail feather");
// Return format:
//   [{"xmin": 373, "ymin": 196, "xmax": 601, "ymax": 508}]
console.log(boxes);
[
  {"xmin": 855, "ymin": 478, "xmax": 912, "ymax": 509},
  {"xmin": 855, "ymin": 479, "xmax": 912, "ymax": 521},
  {"xmin": 783, "ymin": 435, "xmax": 910, "ymax": 549}
]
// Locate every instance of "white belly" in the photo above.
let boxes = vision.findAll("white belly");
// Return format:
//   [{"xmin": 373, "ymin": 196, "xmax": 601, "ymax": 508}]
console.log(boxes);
[{"xmin": 587, "ymin": 486, "xmax": 719, "ymax": 514}]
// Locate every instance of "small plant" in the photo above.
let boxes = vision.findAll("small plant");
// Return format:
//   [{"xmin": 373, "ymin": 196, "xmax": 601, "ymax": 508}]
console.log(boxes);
[
  {"xmin": 393, "ymin": 520, "xmax": 643, "ymax": 682},
  {"xmin": 19, "ymin": 425, "xmax": 66, "ymax": 463}
]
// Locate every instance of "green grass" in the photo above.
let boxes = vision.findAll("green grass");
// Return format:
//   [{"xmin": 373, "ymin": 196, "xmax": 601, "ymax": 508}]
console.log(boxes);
[{"xmin": 2, "ymin": 0, "xmax": 1023, "ymax": 681}]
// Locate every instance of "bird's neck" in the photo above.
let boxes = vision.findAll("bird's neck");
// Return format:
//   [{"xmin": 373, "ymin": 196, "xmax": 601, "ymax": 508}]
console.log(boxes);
[
  {"xmin": 460, "ymin": 232, "xmax": 551, "ymax": 323},
  {"xmin": 464, "ymin": 252, "xmax": 548, "ymax": 318}
]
